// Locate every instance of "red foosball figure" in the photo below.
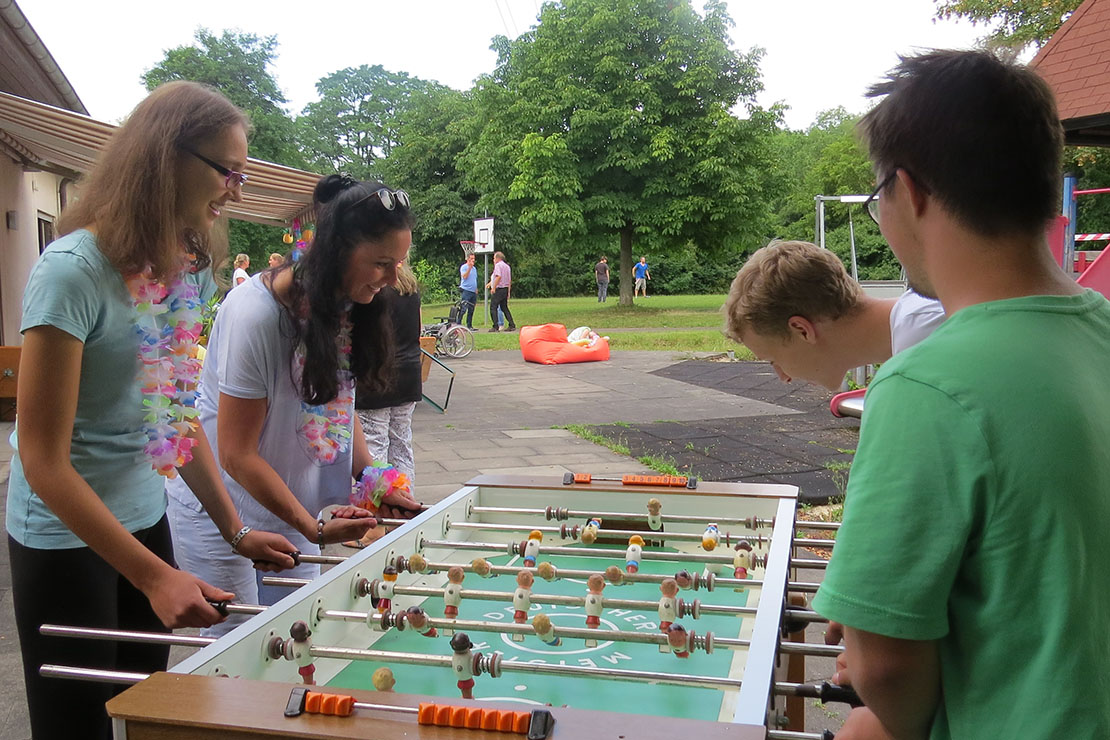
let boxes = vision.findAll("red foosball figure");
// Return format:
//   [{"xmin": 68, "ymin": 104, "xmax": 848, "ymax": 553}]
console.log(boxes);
[
  {"xmin": 378, "ymin": 565, "xmax": 398, "ymax": 614},
  {"xmin": 289, "ymin": 621, "xmax": 316, "ymax": 685},
  {"xmin": 513, "ymin": 570, "xmax": 534, "ymax": 624},
  {"xmin": 658, "ymin": 578, "xmax": 678, "ymax": 632},
  {"xmin": 444, "ymin": 566, "xmax": 464, "ymax": 618},
  {"xmin": 667, "ymin": 623, "xmax": 690, "ymax": 659},
  {"xmin": 405, "ymin": 606, "xmax": 438, "ymax": 638},
  {"xmin": 450, "ymin": 632, "xmax": 476, "ymax": 699},
  {"xmin": 585, "ymin": 573, "xmax": 605, "ymax": 628}
]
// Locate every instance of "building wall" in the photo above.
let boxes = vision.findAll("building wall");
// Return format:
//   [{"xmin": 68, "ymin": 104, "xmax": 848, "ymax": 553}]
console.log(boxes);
[{"xmin": 0, "ymin": 158, "xmax": 63, "ymax": 345}]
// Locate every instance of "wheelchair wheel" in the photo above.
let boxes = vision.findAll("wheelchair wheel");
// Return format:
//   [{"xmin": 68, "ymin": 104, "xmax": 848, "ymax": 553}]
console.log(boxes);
[{"xmin": 440, "ymin": 324, "xmax": 474, "ymax": 359}]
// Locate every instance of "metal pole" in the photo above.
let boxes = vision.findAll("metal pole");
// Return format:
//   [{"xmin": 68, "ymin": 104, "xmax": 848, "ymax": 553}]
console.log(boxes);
[
  {"xmin": 39, "ymin": 665, "xmax": 149, "ymax": 685},
  {"xmin": 422, "ymin": 538, "xmax": 744, "ymax": 565},
  {"xmin": 470, "ymin": 504, "xmax": 774, "ymax": 529},
  {"xmin": 1063, "ymin": 173, "xmax": 1078, "ymax": 275}
]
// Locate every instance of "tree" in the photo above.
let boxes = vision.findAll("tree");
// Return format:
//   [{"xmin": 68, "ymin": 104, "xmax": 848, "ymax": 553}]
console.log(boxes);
[
  {"xmin": 143, "ymin": 29, "xmax": 303, "ymax": 278},
  {"xmin": 933, "ymin": 0, "xmax": 1083, "ymax": 49},
  {"xmin": 459, "ymin": 0, "xmax": 778, "ymax": 304},
  {"xmin": 297, "ymin": 65, "xmax": 435, "ymax": 180}
]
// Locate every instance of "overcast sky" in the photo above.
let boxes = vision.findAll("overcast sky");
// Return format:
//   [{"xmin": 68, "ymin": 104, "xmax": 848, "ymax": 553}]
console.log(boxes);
[{"xmin": 18, "ymin": 0, "xmax": 986, "ymax": 131}]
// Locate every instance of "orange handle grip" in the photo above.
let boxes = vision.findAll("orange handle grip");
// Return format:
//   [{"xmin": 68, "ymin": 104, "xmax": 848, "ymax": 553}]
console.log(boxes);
[
  {"xmin": 418, "ymin": 702, "xmax": 530, "ymax": 733},
  {"xmin": 303, "ymin": 691, "xmax": 355, "ymax": 716},
  {"xmin": 621, "ymin": 474, "xmax": 688, "ymax": 487}
]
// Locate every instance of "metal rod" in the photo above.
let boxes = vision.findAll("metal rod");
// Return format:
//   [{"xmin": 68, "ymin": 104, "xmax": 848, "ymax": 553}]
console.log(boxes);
[
  {"xmin": 792, "ymin": 537, "xmax": 837, "ymax": 549},
  {"xmin": 39, "ymin": 665, "xmax": 149, "ymax": 685},
  {"xmin": 419, "ymin": 559, "xmax": 763, "ymax": 591},
  {"xmin": 296, "ymin": 553, "xmax": 348, "ymax": 565},
  {"xmin": 795, "ymin": 520, "xmax": 841, "ymax": 532},
  {"xmin": 349, "ymin": 700, "xmax": 418, "ymax": 716},
  {"xmin": 39, "ymin": 625, "xmax": 215, "ymax": 648},
  {"xmin": 422, "ymin": 538, "xmax": 743, "ymax": 565},
  {"xmin": 791, "ymin": 558, "xmax": 828, "ymax": 570},
  {"xmin": 311, "ymin": 644, "xmax": 744, "ymax": 692},
  {"xmin": 383, "ymin": 583, "xmax": 759, "ymax": 618},
  {"xmin": 768, "ymin": 731, "xmax": 831, "ymax": 740},
  {"xmin": 470, "ymin": 505, "xmax": 773, "ymax": 529},
  {"xmin": 447, "ymin": 520, "xmax": 764, "ymax": 547}
]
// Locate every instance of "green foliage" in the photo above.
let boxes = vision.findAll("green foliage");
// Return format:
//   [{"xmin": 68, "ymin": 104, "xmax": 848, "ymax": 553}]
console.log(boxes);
[
  {"xmin": 1070, "ymin": 148, "xmax": 1110, "ymax": 238},
  {"xmin": 459, "ymin": 0, "xmax": 779, "ymax": 305},
  {"xmin": 143, "ymin": 29, "xmax": 302, "ymax": 167},
  {"xmin": 410, "ymin": 257, "xmax": 455, "ymax": 305},
  {"xmin": 933, "ymin": 0, "xmax": 1082, "ymax": 49},
  {"xmin": 143, "ymin": 28, "xmax": 302, "ymax": 272}
]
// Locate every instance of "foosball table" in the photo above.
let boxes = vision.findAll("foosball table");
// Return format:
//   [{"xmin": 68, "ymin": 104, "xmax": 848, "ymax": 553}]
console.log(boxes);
[{"xmin": 51, "ymin": 474, "xmax": 846, "ymax": 739}]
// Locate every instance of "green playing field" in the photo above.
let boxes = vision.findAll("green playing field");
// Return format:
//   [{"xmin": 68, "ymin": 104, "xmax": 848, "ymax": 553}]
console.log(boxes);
[{"xmin": 327, "ymin": 546, "xmax": 756, "ymax": 722}]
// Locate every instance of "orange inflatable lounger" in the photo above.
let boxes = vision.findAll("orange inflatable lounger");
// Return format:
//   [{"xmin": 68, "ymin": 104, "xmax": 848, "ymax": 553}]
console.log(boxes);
[{"xmin": 519, "ymin": 324, "xmax": 610, "ymax": 365}]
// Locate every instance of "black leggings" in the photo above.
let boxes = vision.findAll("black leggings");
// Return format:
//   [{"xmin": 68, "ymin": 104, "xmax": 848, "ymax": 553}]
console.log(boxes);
[{"xmin": 9, "ymin": 517, "xmax": 174, "ymax": 740}]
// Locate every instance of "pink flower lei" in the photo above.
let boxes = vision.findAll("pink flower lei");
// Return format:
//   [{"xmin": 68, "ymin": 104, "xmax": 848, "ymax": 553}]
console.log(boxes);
[
  {"xmin": 351, "ymin": 461, "xmax": 411, "ymax": 511},
  {"xmin": 295, "ymin": 309, "xmax": 355, "ymax": 465},
  {"xmin": 126, "ymin": 268, "xmax": 206, "ymax": 478}
]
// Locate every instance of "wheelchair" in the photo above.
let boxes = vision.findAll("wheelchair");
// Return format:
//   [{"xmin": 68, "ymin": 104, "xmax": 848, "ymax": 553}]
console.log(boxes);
[{"xmin": 421, "ymin": 296, "xmax": 475, "ymax": 359}]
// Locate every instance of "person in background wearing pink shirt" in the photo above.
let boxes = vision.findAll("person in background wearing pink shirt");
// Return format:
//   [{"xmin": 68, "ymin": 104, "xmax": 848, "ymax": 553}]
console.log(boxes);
[{"xmin": 486, "ymin": 251, "xmax": 516, "ymax": 332}]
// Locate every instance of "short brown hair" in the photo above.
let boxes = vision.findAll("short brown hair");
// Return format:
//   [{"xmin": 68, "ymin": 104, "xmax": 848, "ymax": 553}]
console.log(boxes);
[
  {"xmin": 724, "ymin": 240, "xmax": 863, "ymax": 341},
  {"xmin": 59, "ymin": 80, "xmax": 249, "ymax": 282}
]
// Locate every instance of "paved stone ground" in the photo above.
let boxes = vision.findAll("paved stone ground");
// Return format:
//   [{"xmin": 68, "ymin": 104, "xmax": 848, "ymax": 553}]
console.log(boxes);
[{"xmin": 0, "ymin": 349, "xmax": 857, "ymax": 738}]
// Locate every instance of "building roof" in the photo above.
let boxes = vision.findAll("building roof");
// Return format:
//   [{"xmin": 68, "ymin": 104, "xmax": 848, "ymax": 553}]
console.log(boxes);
[
  {"xmin": 1030, "ymin": 0, "xmax": 1110, "ymax": 146},
  {"xmin": 0, "ymin": 0, "xmax": 86, "ymax": 114},
  {"xmin": 0, "ymin": 90, "xmax": 320, "ymax": 226}
]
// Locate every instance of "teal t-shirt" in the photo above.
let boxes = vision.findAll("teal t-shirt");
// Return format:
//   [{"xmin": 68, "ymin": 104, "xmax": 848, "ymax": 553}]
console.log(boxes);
[
  {"xmin": 813, "ymin": 291, "xmax": 1110, "ymax": 739},
  {"xmin": 7, "ymin": 230, "xmax": 217, "ymax": 549}
]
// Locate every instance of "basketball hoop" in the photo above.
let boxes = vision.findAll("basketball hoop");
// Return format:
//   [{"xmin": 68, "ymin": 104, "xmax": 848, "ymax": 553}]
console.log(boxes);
[{"xmin": 460, "ymin": 240, "xmax": 481, "ymax": 257}]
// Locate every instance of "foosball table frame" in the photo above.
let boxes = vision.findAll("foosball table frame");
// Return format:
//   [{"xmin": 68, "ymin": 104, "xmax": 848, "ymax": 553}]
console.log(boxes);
[{"xmin": 106, "ymin": 474, "xmax": 809, "ymax": 740}]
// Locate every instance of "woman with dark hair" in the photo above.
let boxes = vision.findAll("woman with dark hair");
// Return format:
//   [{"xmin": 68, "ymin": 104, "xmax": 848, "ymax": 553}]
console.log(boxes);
[
  {"xmin": 9, "ymin": 81, "xmax": 297, "ymax": 740},
  {"xmin": 167, "ymin": 175, "xmax": 421, "ymax": 632}
]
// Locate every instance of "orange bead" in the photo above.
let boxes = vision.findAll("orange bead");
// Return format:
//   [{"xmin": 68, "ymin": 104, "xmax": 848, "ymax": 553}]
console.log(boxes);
[
  {"xmin": 481, "ymin": 708, "xmax": 501, "ymax": 730},
  {"xmin": 512, "ymin": 711, "xmax": 531, "ymax": 734},
  {"xmin": 465, "ymin": 707, "xmax": 483, "ymax": 728},
  {"xmin": 320, "ymin": 694, "xmax": 337, "ymax": 715},
  {"xmin": 450, "ymin": 706, "xmax": 468, "ymax": 727},
  {"xmin": 498, "ymin": 711, "xmax": 515, "ymax": 732},
  {"xmin": 335, "ymin": 695, "xmax": 354, "ymax": 716},
  {"xmin": 418, "ymin": 703, "xmax": 436, "ymax": 725},
  {"xmin": 435, "ymin": 704, "xmax": 452, "ymax": 726},
  {"xmin": 304, "ymin": 692, "xmax": 322, "ymax": 714}
]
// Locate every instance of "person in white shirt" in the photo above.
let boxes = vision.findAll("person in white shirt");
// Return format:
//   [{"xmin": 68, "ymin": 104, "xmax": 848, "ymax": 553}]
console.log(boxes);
[{"xmin": 724, "ymin": 239, "xmax": 945, "ymax": 391}]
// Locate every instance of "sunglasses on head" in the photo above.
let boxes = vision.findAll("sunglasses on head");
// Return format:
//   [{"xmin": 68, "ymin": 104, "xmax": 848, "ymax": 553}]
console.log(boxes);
[{"xmin": 349, "ymin": 187, "xmax": 411, "ymax": 211}]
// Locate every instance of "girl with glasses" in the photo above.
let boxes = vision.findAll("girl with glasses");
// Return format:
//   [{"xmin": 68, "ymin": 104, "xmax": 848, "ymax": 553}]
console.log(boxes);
[
  {"xmin": 9, "ymin": 81, "xmax": 297, "ymax": 740},
  {"xmin": 166, "ymin": 175, "xmax": 422, "ymax": 633}
]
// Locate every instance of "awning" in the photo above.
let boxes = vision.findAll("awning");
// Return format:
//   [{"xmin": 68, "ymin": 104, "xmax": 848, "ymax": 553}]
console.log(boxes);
[{"xmin": 0, "ymin": 89, "xmax": 321, "ymax": 226}]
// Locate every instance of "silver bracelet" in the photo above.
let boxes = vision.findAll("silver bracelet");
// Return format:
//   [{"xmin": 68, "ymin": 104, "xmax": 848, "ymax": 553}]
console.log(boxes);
[
  {"xmin": 229, "ymin": 525, "xmax": 252, "ymax": 554},
  {"xmin": 317, "ymin": 518, "xmax": 326, "ymax": 547}
]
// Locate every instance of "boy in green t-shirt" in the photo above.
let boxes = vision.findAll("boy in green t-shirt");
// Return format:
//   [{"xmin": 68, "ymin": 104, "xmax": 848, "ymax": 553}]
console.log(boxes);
[{"xmin": 811, "ymin": 51, "xmax": 1110, "ymax": 739}]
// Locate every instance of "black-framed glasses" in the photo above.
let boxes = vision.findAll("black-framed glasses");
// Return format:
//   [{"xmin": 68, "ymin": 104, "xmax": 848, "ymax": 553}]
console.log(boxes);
[
  {"xmin": 863, "ymin": 170, "xmax": 897, "ymax": 225},
  {"xmin": 350, "ymin": 187, "xmax": 410, "ymax": 211},
  {"xmin": 189, "ymin": 150, "xmax": 248, "ymax": 189}
]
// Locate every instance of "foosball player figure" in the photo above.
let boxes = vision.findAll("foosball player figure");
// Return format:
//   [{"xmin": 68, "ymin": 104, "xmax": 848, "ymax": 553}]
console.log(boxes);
[
  {"xmin": 471, "ymin": 557, "xmax": 493, "ymax": 578},
  {"xmin": 532, "ymin": 613, "xmax": 562, "ymax": 647},
  {"xmin": 647, "ymin": 498, "xmax": 663, "ymax": 531},
  {"xmin": 537, "ymin": 561, "xmax": 557, "ymax": 582},
  {"xmin": 605, "ymin": 565, "xmax": 625, "ymax": 586},
  {"xmin": 406, "ymin": 553, "xmax": 431, "ymax": 575},
  {"xmin": 657, "ymin": 578, "xmax": 678, "ymax": 652},
  {"xmin": 674, "ymin": 569, "xmax": 694, "ymax": 590},
  {"xmin": 580, "ymin": 517, "xmax": 602, "ymax": 545},
  {"xmin": 584, "ymin": 573, "xmax": 605, "ymax": 647},
  {"xmin": 443, "ymin": 566, "xmax": 465, "ymax": 634},
  {"xmin": 289, "ymin": 621, "xmax": 316, "ymax": 685},
  {"xmin": 512, "ymin": 570, "xmax": 534, "ymax": 641},
  {"xmin": 372, "ymin": 667, "xmax": 396, "ymax": 692},
  {"xmin": 523, "ymin": 530, "xmax": 543, "ymax": 567},
  {"xmin": 626, "ymin": 535, "xmax": 645, "ymax": 574},
  {"xmin": 702, "ymin": 523, "xmax": 720, "ymax": 552},
  {"xmin": 406, "ymin": 605, "xmax": 438, "ymax": 638},
  {"xmin": 667, "ymin": 623, "xmax": 690, "ymax": 659},
  {"xmin": 450, "ymin": 632, "xmax": 476, "ymax": 699},
  {"xmin": 377, "ymin": 565, "xmax": 398, "ymax": 614},
  {"xmin": 733, "ymin": 542, "xmax": 753, "ymax": 589}
]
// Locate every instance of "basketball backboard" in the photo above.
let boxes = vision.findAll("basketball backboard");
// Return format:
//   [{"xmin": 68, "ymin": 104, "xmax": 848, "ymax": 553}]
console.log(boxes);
[{"xmin": 473, "ymin": 217, "xmax": 494, "ymax": 254}]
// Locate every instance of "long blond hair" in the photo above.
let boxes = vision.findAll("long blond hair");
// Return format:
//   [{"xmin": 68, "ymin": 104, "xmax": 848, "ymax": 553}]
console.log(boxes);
[
  {"xmin": 394, "ymin": 259, "xmax": 418, "ymax": 296},
  {"xmin": 58, "ymin": 81, "xmax": 249, "ymax": 282}
]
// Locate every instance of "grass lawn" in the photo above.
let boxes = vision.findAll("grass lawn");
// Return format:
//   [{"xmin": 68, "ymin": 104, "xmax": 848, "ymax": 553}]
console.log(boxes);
[{"xmin": 421, "ymin": 294, "xmax": 756, "ymax": 354}]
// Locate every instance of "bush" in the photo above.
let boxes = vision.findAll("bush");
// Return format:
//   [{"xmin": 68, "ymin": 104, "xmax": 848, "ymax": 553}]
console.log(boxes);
[{"xmin": 411, "ymin": 257, "xmax": 454, "ymax": 304}]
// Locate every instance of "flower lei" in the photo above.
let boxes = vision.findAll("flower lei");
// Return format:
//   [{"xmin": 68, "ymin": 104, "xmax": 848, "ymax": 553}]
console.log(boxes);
[
  {"xmin": 351, "ymin": 461, "xmax": 411, "ymax": 510},
  {"xmin": 127, "ymin": 270, "xmax": 205, "ymax": 478},
  {"xmin": 295, "ymin": 310, "xmax": 355, "ymax": 464}
]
